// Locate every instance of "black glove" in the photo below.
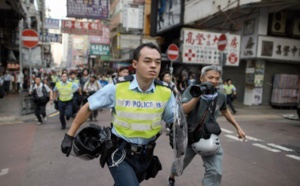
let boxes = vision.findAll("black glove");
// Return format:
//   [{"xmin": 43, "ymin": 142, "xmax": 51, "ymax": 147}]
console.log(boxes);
[{"xmin": 61, "ymin": 133, "xmax": 74, "ymax": 157}]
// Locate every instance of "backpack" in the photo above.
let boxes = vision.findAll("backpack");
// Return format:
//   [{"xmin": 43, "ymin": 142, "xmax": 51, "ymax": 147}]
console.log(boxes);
[{"xmin": 32, "ymin": 83, "xmax": 50, "ymax": 104}]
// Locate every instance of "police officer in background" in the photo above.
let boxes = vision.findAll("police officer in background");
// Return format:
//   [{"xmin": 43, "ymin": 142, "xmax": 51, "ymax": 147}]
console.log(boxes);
[
  {"xmin": 61, "ymin": 43, "xmax": 176, "ymax": 185},
  {"xmin": 52, "ymin": 72, "xmax": 79, "ymax": 129},
  {"xmin": 69, "ymin": 71, "xmax": 82, "ymax": 118}
]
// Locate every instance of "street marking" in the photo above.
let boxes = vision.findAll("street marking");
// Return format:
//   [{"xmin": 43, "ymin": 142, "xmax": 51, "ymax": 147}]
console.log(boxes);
[
  {"xmin": 252, "ymin": 143, "xmax": 281, "ymax": 152},
  {"xmin": 221, "ymin": 128, "xmax": 233, "ymax": 133},
  {"xmin": 225, "ymin": 134, "xmax": 243, "ymax": 141},
  {"xmin": 49, "ymin": 112, "xmax": 59, "ymax": 117},
  {"xmin": 245, "ymin": 136, "xmax": 263, "ymax": 142},
  {"xmin": 0, "ymin": 168, "xmax": 9, "ymax": 176},
  {"xmin": 286, "ymin": 155, "xmax": 300, "ymax": 161},
  {"xmin": 267, "ymin": 143, "xmax": 294, "ymax": 152}
]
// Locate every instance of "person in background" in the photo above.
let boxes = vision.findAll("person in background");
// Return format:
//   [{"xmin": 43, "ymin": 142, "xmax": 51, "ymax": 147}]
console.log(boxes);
[
  {"xmin": 61, "ymin": 43, "xmax": 176, "ymax": 186},
  {"xmin": 99, "ymin": 75, "xmax": 108, "ymax": 87},
  {"xmin": 50, "ymin": 71, "xmax": 59, "ymax": 90},
  {"xmin": 3, "ymin": 70, "xmax": 11, "ymax": 95},
  {"xmin": 52, "ymin": 73, "xmax": 79, "ymax": 129},
  {"xmin": 83, "ymin": 74, "xmax": 102, "ymax": 121},
  {"xmin": 118, "ymin": 67, "xmax": 129, "ymax": 77},
  {"xmin": 160, "ymin": 71, "xmax": 179, "ymax": 95},
  {"xmin": 17, "ymin": 71, "xmax": 24, "ymax": 93},
  {"xmin": 188, "ymin": 73, "xmax": 197, "ymax": 86},
  {"xmin": 224, "ymin": 78, "xmax": 237, "ymax": 114},
  {"xmin": 29, "ymin": 76, "xmax": 53, "ymax": 125},
  {"xmin": 80, "ymin": 68, "xmax": 90, "ymax": 89},
  {"xmin": 11, "ymin": 72, "xmax": 16, "ymax": 94},
  {"xmin": 167, "ymin": 66, "xmax": 246, "ymax": 186},
  {"xmin": 178, "ymin": 75, "xmax": 188, "ymax": 94},
  {"xmin": 69, "ymin": 71, "xmax": 82, "ymax": 118}
]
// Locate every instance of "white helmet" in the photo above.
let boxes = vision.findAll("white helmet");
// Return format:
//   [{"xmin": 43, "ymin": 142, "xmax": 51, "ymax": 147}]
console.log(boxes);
[{"xmin": 191, "ymin": 134, "xmax": 220, "ymax": 156}]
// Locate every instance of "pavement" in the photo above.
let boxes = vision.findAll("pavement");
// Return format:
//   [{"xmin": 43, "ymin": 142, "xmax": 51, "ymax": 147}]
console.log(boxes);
[
  {"xmin": 0, "ymin": 93, "xmax": 57, "ymax": 125},
  {"xmin": 0, "ymin": 93, "xmax": 298, "ymax": 124}
]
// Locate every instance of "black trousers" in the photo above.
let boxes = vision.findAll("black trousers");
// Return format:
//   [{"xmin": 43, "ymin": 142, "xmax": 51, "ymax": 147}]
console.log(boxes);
[
  {"xmin": 34, "ymin": 102, "xmax": 46, "ymax": 122},
  {"xmin": 226, "ymin": 94, "xmax": 236, "ymax": 113}
]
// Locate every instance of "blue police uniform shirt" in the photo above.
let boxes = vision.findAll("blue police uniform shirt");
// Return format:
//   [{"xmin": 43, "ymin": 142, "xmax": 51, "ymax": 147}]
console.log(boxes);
[
  {"xmin": 88, "ymin": 75, "xmax": 175, "ymax": 145},
  {"xmin": 53, "ymin": 80, "xmax": 79, "ymax": 93}
]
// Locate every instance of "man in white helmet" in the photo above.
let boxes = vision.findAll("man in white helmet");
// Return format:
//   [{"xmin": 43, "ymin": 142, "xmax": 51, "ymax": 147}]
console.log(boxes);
[{"xmin": 168, "ymin": 65, "xmax": 246, "ymax": 186}]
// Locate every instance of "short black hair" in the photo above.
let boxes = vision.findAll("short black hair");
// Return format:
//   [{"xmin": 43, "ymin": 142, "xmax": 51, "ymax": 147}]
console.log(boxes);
[
  {"xmin": 133, "ymin": 43, "xmax": 161, "ymax": 61},
  {"xmin": 160, "ymin": 70, "xmax": 170, "ymax": 80},
  {"xmin": 118, "ymin": 66, "xmax": 128, "ymax": 72},
  {"xmin": 226, "ymin": 79, "xmax": 232, "ymax": 83}
]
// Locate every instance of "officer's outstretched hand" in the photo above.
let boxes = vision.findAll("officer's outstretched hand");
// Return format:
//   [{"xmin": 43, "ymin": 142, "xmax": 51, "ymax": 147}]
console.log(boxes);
[{"xmin": 61, "ymin": 133, "xmax": 74, "ymax": 157}]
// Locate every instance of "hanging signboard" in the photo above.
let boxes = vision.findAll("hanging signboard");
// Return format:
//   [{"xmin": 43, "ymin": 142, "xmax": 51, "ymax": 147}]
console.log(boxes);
[
  {"xmin": 181, "ymin": 28, "xmax": 241, "ymax": 66},
  {"xmin": 44, "ymin": 18, "xmax": 60, "ymax": 29},
  {"xmin": 89, "ymin": 25, "xmax": 110, "ymax": 44},
  {"xmin": 122, "ymin": 3, "xmax": 144, "ymax": 30},
  {"xmin": 90, "ymin": 44, "xmax": 110, "ymax": 56},
  {"xmin": 66, "ymin": 0, "xmax": 109, "ymax": 19},
  {"xmin": 61, "ymin": 20, "xmax": 103, "ymax": 36},
  {"xmin": 257, "ymin": 36, "xmax": 300, "ymax": 62},
  {"xmin": 39, "ymin": 33, "xmax": 62, "ymax": 43}
]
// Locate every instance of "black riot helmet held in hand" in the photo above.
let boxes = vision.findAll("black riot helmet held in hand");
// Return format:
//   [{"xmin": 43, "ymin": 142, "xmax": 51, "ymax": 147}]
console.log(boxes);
[
  {"xmin": 71, "ymin": 124, "xmax": 103, "ymax": 160},
  {"xmin": 190, "ymin": 82, "xmax": 217, "ymax": 97}
]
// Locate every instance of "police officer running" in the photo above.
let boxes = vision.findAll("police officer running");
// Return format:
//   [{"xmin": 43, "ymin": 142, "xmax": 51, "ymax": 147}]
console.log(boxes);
[
  {"xmin": 52, "ymin": 72, "xmax": 79, "ymax": 129},
  {"xmin": 167, "ymin": 65, "xmax": 246, "ymax": 186},
  {"xmin": 61, "ymin": 43, "xmax": 175, "ymax": 186}
]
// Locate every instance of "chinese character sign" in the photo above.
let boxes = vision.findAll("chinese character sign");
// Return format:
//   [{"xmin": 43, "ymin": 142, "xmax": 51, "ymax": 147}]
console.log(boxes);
[
  {"xmin": 90, "ymin": 44, "xmax": 110, "ymax": 55},
  {"xmin": 61, "ymin": 20, "xmax": 103, "ymax": 36},
  {"xmin": 44, "ymin": 18, "xmax": 60, "ymax": 29},
  {"xmin": 67, "ymin": 0, "xmax": 109, "ymax": 19},
  {"xmin": 182, "ymin": 29, "xmax": 241, "ymax": 66}
]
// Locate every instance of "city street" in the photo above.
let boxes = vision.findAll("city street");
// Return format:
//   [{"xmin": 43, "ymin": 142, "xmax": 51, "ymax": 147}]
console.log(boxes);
[{"xmin": 0, "ymin": 106, "xmax": 300, "ymax": 186}]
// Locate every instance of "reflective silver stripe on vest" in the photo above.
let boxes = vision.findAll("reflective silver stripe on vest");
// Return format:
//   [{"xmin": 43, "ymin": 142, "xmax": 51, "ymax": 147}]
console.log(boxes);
[
  {"xmin": 112, "ymin": 117, "xmax": 161, "ymax": 131},
  {"xmin": 115, "ymin": 99, "xmax": 168, "ymax": 109},
  {"xmin": 115, "ymin": 111, "xmax": 162, "ymax": 121}
]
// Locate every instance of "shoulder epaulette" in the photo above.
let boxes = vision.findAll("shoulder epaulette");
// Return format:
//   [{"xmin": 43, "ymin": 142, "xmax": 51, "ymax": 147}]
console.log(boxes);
[
  {"xmin": 154, "ymin": 79, "xmax": 174, "ymax": 90},
  {"xmin": 113, "ymin": 75, "xmax": 134, "ymax": 84}
]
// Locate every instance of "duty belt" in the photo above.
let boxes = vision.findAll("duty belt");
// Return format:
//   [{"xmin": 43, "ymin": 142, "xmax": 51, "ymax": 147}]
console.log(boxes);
[{"xmin": 112, "ymin": 134, "xmax": 157, "ymax": 155}]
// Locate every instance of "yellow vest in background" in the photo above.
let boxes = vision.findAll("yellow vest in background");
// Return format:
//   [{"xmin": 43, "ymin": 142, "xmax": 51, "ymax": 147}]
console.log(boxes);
[
  {"xmin": 56, "ymin": 81, "xmax": 73, "ymax": 101},
  {"xmin": 112, "ymin": 81, "xmax": 172, "ymax": 139}
]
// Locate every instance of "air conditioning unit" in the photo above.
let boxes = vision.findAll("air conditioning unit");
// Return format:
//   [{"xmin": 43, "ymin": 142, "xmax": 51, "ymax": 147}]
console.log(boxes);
[
  {"xmin": 271, "ymin": 12, "xmax": 286, "ymax": 34},
  {"xmin": 292, "ymin": 18, "xmax": 300, "ymax": 37}
]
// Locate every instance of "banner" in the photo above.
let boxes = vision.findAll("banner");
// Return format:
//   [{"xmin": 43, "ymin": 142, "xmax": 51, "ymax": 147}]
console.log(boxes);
[
  {"xmin": 181, "ymin": 28, "xmax": 241, "ymax": 66},
  {"xmin": 66, "ymin": 0, "xmax": 109, "ymax": 19},
  {"xmin": 122, "ymin": 3, "xmax": 144, "ymax": 30},
  {"xmin": 44, "ymin": 18, "xmax": 60, "ymax": 29},
  {"xmin": 61, "ymin": 20, "xmax": 103, "ymax": 36},
  {"xmin": 90, "ymin": 44, "xmax": 110, "ymax": 55},
  {"xmin": 89, "ymin": 25, "xmax": 110, "ymax": 44},
  {"xmin": 39, "ymin": 33, "xmax": 62, "ymax": 43}
]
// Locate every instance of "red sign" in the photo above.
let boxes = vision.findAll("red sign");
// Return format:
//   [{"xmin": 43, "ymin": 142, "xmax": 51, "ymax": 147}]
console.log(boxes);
[
  {"xmin": 217, "ymin": 34, "xmax": 227, "ymax": 51},
  {"xmin": 167, "ymin": 44, "xmax": 179, "ymax": 61},
  {"xmin": 22, "ymin": 29, "xmax": 39, "ymax": 48},
  {"xmin": 228, "ymin": 53, "xmax": 238, "ymax": 64},
  {"xmin": 61, "ymin": 20, "xmax": 103, "ymax": 36}
]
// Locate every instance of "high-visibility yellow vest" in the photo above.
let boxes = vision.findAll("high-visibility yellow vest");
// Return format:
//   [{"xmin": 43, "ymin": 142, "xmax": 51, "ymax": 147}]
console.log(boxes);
[
  {"xmin": 112, "ymin": 81, "xmax": 172, "ymax": 139},
  {"xmin": 56, "ymin": 81, "xmax": 73, "ymax": 101},
  {"xmin": 51, "ymin": 75, "xmax": 58, "ymax": 83},
  {"xmin": 224, "ymin": 84, "xmax": 235, "ymax": 95}
]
